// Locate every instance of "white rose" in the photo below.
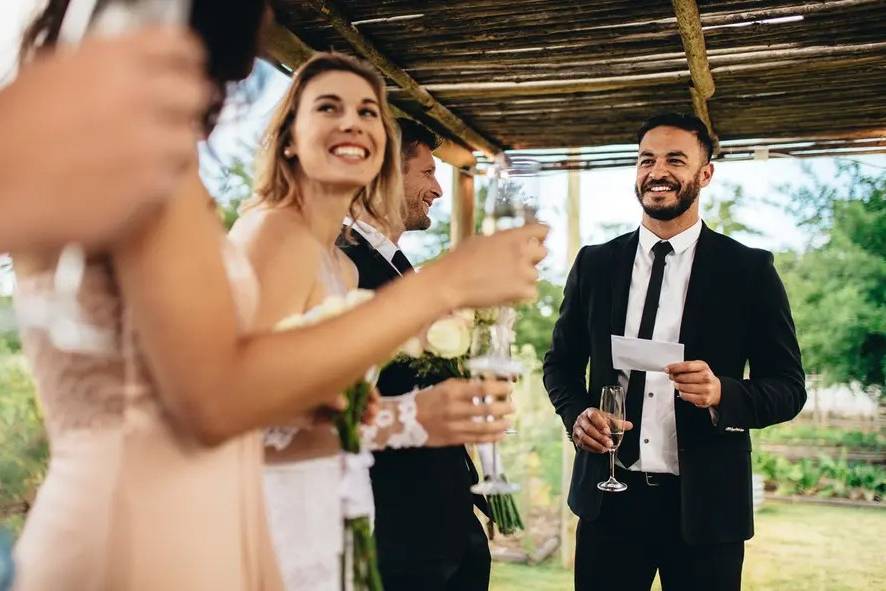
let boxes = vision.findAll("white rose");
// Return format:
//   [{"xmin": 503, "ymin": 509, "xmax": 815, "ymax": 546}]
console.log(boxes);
[
  {"xmin": 454, "ymin": 308, "xmax": 476, "ymax": 327},
  {"xmin": 398, "ymin": 337, "xmax": 424, "ymax": 358},
  {"xmin": 426, "ymin": 317, "xmax": 471, "ymax": 359}
]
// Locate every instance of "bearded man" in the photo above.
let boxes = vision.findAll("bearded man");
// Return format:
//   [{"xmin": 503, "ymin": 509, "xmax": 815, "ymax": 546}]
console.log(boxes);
[{"xmin": 543, "ymin": 113, "xmax": 806, "ymax": 591}]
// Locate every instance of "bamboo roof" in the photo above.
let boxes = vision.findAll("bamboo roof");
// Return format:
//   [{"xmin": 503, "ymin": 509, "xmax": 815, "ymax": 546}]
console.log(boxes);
[{"xmin": 267, "ymin": 0, "xmax": 886, "ymax": 168}]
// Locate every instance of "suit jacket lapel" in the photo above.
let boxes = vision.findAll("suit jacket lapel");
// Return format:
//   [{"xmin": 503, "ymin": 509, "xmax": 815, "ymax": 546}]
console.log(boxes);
[
  {"xmin": 609, "ymin": 230, "xmax": 640, "ymax": 337},
  {"xmin": 347, "ymin": 227, "xmax": 401, "ymax": 282},
  {"xmin": 678, "ymin": 223, "xmax": 714, "ymax": 358},
  {"xmin": 676, "ymin": 223, "xmax": 716, "ymax": 445},
  {"xmin": 607, "ymin": 230, "xmax": 639, "ymax": 385}
]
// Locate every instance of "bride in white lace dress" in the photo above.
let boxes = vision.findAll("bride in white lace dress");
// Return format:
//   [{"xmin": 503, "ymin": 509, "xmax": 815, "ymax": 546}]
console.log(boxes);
[{"xmin": 229, "ymin": 53, "xmax": 519, "ymax": 590}]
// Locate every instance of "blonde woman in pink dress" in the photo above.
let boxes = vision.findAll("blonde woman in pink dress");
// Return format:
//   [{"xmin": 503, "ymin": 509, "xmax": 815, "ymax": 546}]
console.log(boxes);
[{"xmin": 11, "ymin": 6, "xmax": 549, "ymax": 591}]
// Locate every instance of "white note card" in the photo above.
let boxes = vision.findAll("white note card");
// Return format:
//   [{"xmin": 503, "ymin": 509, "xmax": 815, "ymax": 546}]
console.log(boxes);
[{"xmin": 611, "ymin": 335, "xmax": 684, "ymax": 373}]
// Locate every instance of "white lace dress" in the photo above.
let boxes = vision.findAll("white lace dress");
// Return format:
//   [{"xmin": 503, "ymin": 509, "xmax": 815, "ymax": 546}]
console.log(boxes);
[{"xmin": 261, "ymin": 251, "xmax": 429, "ymax": 591}]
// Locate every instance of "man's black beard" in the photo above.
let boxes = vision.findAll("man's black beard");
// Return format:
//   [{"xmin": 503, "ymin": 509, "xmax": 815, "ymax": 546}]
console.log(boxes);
[{"xmin": 634, "ymin": 175, "xmax": 700, "ymax": 221}]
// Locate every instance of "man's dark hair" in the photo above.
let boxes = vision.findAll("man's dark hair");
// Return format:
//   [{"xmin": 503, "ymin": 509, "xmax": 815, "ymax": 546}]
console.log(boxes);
[
  {"xmin": 397, "ymin": 118, "xmax": 441, "ymax": 164},
  {"xmin": 637, "ymin": 113, "xmax": 714, "ymax": 163}
]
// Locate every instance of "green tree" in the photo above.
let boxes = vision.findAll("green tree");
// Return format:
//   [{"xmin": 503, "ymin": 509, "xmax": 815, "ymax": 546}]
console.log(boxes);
[
  {"xmin": 514, "ymin": 279, "xmax": 564, "ymax": 357},
  {"xmin": 0, "ymin": 354, "xmax": 47, "ymax": 533},
  {"xmin": 776, "ymin": 163, "xmax": 885, "ymax": 388}
]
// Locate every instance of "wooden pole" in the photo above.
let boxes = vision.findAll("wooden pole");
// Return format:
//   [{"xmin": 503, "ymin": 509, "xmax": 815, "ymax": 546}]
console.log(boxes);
[
  {"xmin": 560, "ymin": 152, "xmax": 582, "ymax": 568},
  {"xmin": 672, "ymin": 0, "xmax": 720, "ymax": 154},
  {"xmin": 671, "ymin": 0, "xmax": 715, "ymax": 99},
  {"xmin": 450, "ymin": 167, "xmax": 476, "ymax": 247}
]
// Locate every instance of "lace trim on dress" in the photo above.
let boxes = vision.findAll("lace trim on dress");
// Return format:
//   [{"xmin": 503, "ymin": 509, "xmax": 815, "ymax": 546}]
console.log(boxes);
[{"xmin": 360, "ymin": 389, "xmax": 429, "ymax": 451}]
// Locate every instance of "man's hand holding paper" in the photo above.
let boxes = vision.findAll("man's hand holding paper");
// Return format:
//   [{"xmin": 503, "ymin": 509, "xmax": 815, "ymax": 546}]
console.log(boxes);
[
  {"xmin": 610, "ymin": 335, "xmax": 720, "ymax": 409},
  {"xmin": 666, "ymin": 360, "xmax": 722, "ymax": 409},
  {"xmin": 611, "ymin": 335, "xmax": 684, "ymax": 373}
]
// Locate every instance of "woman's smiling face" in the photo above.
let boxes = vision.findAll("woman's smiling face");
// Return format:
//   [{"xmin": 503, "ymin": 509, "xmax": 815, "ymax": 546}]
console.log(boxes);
[{"xmin": 289, "ymin": 70, "xmax": 387, "ymax": 189}]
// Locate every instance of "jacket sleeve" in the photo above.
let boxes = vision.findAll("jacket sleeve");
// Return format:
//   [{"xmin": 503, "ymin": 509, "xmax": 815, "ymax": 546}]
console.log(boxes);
[
  {"xmin": 543, "ymin": 246, "xmax": 592, "ymax": 436},
  {"xmin": 716, "ymin": 251, "xmax": 807, "ymax": 430}
]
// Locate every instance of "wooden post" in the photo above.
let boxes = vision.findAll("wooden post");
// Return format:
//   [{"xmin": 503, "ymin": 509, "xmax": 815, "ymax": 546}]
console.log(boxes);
[
  {"xmin": 560, "ymin": 157, "xmax": 582, "ymax": 568},
  {"xmin": 437, "ymin": 139, "xmax": 477, "ymax": 247},
  {"xmin": 450, "ymin": 167, "xmax": 475, "ymax": 247}
]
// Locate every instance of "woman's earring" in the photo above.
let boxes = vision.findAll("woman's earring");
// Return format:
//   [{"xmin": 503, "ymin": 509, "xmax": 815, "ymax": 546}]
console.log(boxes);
[{"xmin": 283, "ymin": 147, "xmax": 293, "ymax": 159}]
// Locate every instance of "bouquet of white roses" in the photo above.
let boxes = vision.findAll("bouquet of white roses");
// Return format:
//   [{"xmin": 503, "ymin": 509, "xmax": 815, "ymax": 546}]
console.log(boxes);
[
  {"xmin": 276, "ymin": 289, "xmax": 383, "ymax": 590},
  {"xmin": 397, "ymin": 309, "xmax": 524, "ymax": 537},
  {"xmin": 394, "ymin": 309, "xmax": 475, "ymax": 380}
]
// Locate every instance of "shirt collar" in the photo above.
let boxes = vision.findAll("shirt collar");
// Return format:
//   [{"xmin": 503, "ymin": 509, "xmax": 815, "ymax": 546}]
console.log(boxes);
[
  {"xmin": 343, "ymin": 216, "xmax": 400, "ymax": 263},
  {"xmin": 638, "ymin": 218, "xmax": 702, "ymax": 256}
]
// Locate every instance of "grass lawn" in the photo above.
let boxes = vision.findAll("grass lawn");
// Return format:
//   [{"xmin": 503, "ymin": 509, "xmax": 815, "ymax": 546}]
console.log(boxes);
[{"xmin": 491, "ymin": 502, "xmax": 886, "ymax": 590}]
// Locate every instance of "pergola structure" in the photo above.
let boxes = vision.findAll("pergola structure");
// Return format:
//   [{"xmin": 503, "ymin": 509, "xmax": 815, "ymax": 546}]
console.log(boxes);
[
  {"xmin": 262, "ymin": 0, "xmax": 886, "ymax": 242},
  {"xmin": 258, "ymin": 0, "xmax": 885, "ymax": 565},
  {"xmin": 265, "ymin": 0, "xmax": 886, "ymax": 160}
]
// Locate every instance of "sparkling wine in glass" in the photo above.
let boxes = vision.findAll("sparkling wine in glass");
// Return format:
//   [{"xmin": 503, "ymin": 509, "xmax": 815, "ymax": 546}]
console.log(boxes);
[
  {"xmin": 467, "ymin": 322, "xmax": 522, "ymax": 496},
  {"xmin": 482, "ymin": 156, "xmax": 541, "ymax": 234},
  {"xmin": 597, "ymin": 385, "xmax": 628, "ymax": 493}
]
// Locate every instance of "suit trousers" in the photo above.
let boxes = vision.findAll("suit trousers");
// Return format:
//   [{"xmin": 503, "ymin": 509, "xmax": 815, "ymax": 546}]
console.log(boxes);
[
  {"xmin": 380, "ymin": 515, "xmax": 491, "ymax": 591},
  {"xmin": 575, "ymin": 467, "xmax": 744, "ymax": 591}
]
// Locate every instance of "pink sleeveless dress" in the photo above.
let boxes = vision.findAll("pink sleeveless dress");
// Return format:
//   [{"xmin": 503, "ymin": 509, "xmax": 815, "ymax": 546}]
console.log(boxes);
[{"xmin": 11, "ymin": 243, "xmax": 283, "ymax": 591}]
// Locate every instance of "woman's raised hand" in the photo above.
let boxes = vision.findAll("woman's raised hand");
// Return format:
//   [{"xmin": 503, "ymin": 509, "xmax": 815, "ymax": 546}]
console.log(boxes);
[
  {"xmin": 426, "ymin": 223, "xmax": 549, "ymax": 310},
  {"xmin": 416, "ymin": 378, "xmax": 514, "ymax": 446}
]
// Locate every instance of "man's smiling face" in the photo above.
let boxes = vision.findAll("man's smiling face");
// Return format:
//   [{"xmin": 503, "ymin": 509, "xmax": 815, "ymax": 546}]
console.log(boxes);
[{"xmin": 634, "ymin": 125, "xmax": 713, "ymax": 221}]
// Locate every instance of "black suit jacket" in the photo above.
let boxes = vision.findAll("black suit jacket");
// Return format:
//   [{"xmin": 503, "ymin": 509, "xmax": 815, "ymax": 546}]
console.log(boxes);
[
  {"xmin": 543, "ymin": 224, "xmax": 806, "ymax": 545},
  {"xmin": 337, "ymin": 229, "xmax": 484, "ymax": 570}
]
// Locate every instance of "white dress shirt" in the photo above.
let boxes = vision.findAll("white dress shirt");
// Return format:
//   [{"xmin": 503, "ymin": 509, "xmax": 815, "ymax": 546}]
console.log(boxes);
[
  {"xmin": 343, "ymin": 217, "xmax": 402, "ymax": 275},
  {"xmin": 618, "ymin": 219, "xmax": 703, "ymax": 475}
]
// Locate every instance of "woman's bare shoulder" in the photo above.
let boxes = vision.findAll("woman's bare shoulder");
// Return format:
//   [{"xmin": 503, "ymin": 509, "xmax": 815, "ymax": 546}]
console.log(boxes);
[{"xmin": 230, "ymin": 207, "xmax": 320, "ymax": 270}]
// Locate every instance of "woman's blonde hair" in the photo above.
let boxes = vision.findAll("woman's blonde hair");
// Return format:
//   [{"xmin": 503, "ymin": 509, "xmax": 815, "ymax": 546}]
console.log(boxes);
[{"xmin": 249, "ymin": 52, "xmax": 402, "ymax": 232}]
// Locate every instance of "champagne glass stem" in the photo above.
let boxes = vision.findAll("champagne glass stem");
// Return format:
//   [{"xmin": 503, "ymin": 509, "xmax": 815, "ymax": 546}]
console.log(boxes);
[{"xmin": 609, "ymin": 449, "xmax": 616, "ymax": 480}]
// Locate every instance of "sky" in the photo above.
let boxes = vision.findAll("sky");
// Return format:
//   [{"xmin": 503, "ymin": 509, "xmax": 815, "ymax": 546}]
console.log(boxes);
[{"xmin": 2, "ymin": 2, "xmax": 885, "ymax": 290}]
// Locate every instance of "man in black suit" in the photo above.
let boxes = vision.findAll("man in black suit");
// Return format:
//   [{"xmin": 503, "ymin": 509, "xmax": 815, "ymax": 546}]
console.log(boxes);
[
  {"xmin": 543, "ymin": 113, "xmax": 807, "ymax": 591},
  {"xmin": 338, "ymin": 118, "xmax": 492, "ymax": 591}
]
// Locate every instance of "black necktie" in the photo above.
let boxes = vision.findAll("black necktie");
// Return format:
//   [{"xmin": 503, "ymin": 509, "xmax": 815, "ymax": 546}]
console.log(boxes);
[
  {"xmin": 619, "ymin": 240, "xmax": 674, "ymax": 467},
  {"xmin": 390, "ymin": 250, "xmax": 413, "ymax": 275}
]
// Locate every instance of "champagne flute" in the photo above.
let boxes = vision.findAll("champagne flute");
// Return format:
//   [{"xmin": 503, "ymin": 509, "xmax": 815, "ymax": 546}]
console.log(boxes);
[
  {"xmin": 468, "ymin": 323, "xmax": 521, "ymax": 496},
  {"xmin": 596, "ymin": 385, "xmax": 628, "ymax": 493},
  {"xmin": 468, "ymin": 155, "xmax": 541, "ymax": 495}
]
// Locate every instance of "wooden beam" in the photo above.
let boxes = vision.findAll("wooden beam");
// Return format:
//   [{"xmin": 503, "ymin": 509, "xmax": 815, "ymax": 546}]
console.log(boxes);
[
  {"xmin": 261, "ymin": 20, "xmax": 315, "ymax": 71},
  {"xmin": 690, "ymin": 86, "xmax": 720, "ymax": 154},
  {"xmin": 306, "ymin": 0, "xmax": 501, "ymax": 158},
  {"xmin": 261, "ymin": 21, "xmax": 474, "ymax": 166},
  {"xmin": 672, "ymin": 0, "xmax": 720, "ymax": 154},
  {"xmin": 434, "ymin": 139, "xmax": 477, "ymax": 170},
  {"xmin": 409, "ymin": 43, "xmax": 886, "ymax": 99},
  {"xmin": 672, "ymin": 0, "xmax": 715, "ymax": 99}
]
